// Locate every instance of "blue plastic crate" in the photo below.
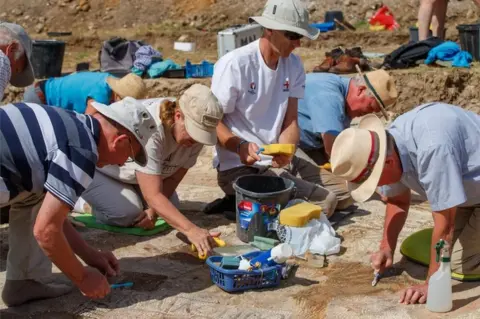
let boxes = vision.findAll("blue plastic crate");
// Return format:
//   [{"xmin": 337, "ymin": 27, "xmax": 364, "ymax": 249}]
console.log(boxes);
[
  {"xmin": 310, "ymin": 22, "xmax": 336, "ymax": 32},
  {"xmin": 185, "ymin": 60, "xmax": 214, "ymax": 78},
  {"xmin": 206, "ymin": 251, "xmax": 282, "ymax": 293}
]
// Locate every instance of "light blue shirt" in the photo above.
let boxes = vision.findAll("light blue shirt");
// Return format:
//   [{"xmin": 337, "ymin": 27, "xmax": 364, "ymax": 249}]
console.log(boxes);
[
  {"xmin": 379, "ymin": 103, "xmax": 480, "ymax": 211},
  {"xmin": 44, "ymin": 72, "xmax": 113, "ymax": 113},
  {"xmin": 298, "ymin": 73, "xmax": 351, "ymax": 150}
]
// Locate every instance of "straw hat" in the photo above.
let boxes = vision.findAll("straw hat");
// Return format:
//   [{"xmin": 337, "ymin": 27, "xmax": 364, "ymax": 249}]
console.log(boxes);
[
  {"xmin": 330, "ymin": 114, "xmax": 387, "ymax": 203},
  {"xmin": 355, "ymin": 65, "xmax": 398, "ymax": 120},
  {"xmin": 106, "ymin": 73, "xmax": 147, "ymax": 99}
]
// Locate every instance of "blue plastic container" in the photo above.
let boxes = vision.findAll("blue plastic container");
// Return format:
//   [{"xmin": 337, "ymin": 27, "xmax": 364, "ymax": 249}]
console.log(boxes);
[
  {"xmin": 206, "ymin": 251, "xmax": 282, "ymax": 292},
  {"xmin": 310, "ymin": 22, "xmax": 336, "ymax": 33},
  {"xmin": 185, "ymin": 60, "xmax": 214, "ymax": 78}
]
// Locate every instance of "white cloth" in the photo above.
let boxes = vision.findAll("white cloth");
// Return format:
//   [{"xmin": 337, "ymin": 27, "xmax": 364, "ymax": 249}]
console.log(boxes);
[
  {"xmin": 0, "ymin": 50, "xmax": 12, "ymax": 101},
  {"xmin": 211, "ymin": 39, "xmax": 306, "ymax": 171},
  {"xmin": 97, "ymin": 97, "xmax": 203, "ymax": 183}
]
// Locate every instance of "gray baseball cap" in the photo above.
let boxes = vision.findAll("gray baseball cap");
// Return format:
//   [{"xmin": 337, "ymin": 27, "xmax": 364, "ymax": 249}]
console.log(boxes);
[
  {"xmin": 249, "ymin": 0, "xmax": 319, "ymax": 40},
  {"xmin": 0, "ymin": 22, "xmax": 34, "ymax": 87}
]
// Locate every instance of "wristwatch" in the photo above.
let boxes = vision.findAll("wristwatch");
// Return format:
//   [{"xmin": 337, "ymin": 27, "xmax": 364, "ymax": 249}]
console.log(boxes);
[{"xmin": 236, "ymin": 139, "xmax": 249, "ymax": 154}]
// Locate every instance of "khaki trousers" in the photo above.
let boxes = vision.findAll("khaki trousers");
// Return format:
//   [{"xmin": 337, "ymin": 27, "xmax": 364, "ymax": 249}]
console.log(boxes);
[
  {"xmin": 451, "ymin": 205, "xmax": 480, "ymax": 275},
  {"xmin": 1, "ymin": 192, "xmax": 52, "ymax": 280}
]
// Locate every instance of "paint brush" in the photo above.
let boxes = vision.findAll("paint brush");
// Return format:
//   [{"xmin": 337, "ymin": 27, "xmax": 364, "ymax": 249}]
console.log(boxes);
[
  {"xmin": 111, "ymin": 282, "xmax": 134, "ymax": 289},
  {"xmin": 371, "ymin": 271, "xmax": 381, "ymax": 287}
]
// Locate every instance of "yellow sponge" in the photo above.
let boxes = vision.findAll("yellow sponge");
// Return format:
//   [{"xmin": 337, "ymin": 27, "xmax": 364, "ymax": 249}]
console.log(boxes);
[
  {"xmin": 261, "ymin": 144, "xmax": 296, "ymax": 156},
  {"xmin": 279, "ymin": 202, "xmax": 322, "ymax": 227}
]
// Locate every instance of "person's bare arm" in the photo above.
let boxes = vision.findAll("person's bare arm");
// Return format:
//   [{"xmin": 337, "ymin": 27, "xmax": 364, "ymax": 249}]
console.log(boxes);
[
  {"xmin": 321, "ymin": 133, "xmax": 337, "ymax": 158},
  {"xmin": 381, "ymin": 190, "xmax": 411, "ymax": 251},
  {"xmin": 428, "ymin": 208, "xmax": 456, "ymax": 279},
  {"xmin": 85, "ymin": 98, "xmax": 96, "ymax": 115},
  {"xmin": 162, "ymin": 168, "xmax": 188, "ymax": 199},
  {"xmin": 371, "ymin": 189, "xmax": 411, "ymax": 273},
  {"xmin": 278, "ymin": 97, "xmax": 300, "ymax": 145},
  {"xmin": 33, "ymin": 192, "xmax": 85, "ymax": 285},
  {"xmin": 216, "ymin": 121, "xmax": 261, "ymax": 165},
  {"xmin": 136, "ymin": 171, "xmax": 194, "ymax": 233}
]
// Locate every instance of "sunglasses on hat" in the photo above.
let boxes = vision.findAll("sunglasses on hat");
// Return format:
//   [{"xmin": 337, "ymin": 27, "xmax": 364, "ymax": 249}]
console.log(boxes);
[{"xmin": 283, "ymin": 31, "xmax": 303, "ymax": 41}]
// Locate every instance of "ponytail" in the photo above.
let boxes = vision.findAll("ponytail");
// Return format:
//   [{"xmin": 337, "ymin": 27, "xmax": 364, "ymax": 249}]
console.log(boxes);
[{"xmin": 160, "ymin": 99, "xmax": 178, "ymax": 127}]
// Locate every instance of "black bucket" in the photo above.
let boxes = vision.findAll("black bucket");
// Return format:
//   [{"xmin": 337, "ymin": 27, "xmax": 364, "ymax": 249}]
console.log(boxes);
[
  {"xmin": 457, "ymin": 24, "xmax": 480, "ymax": 61},
  {"xmin": 233, "ymin": 175, "xmax": 295, "ymax": 243},
  {"xmin": 31, "ymin": 40, "xmax": 66, "ymax": 79},
  {"xmin": 409, "ymin": 26, "xmax": 444, "ymax": 42},
  {"xmin": 324, "ymin": 10, "xmax": 344, "ymax": 30}
]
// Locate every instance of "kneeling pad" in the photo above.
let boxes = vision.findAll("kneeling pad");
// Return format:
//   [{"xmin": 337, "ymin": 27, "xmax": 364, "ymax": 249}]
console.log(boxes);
[
  {"xmin": 73, "ymin": 214, "xmax": 170, "ymax": 236},
  {"xmin": 400, "ymin": 228, "xmax": 480, "ymax": 282}
]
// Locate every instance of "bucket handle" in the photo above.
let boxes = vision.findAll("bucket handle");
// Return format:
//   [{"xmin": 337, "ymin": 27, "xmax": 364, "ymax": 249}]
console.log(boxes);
[{"xmin": 289, "ymin": 186, "xmax": 297, "ymax": 200}]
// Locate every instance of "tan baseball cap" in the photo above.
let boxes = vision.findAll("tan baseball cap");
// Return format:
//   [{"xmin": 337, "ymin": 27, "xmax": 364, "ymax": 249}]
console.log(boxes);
[
  {"xmin": 91, "ymin": 97, "xmax": 158, "ymax": 167},
  {"xmin": 178, "ymin": 84, "xmax": 223, "ymax": 146},
  {"xmin": 106, "ymin": 73, "xmax": 147, "ymax": 99},
  {"xmin": 0, "ymin": 22, "xmax": 34, "ymax": 87}
]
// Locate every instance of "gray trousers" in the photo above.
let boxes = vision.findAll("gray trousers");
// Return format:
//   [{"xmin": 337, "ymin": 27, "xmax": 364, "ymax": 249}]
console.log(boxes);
[
  {"xmin": 80, "ymin": 170, "xmax": 180, "ymax": 227},
  {"xmin": 217, "ymin": 149, "xmax": 339, "ymax": 218}
]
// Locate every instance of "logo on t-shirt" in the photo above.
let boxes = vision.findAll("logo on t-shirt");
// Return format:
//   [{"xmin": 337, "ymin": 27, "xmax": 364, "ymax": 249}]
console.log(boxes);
[
  {"xmin": 248, "ymin": 82, "xmax": 256, "ymax": 94},
  {"xmin": 283, "ymin": 78, "xmax": 289, "ymax": 92}
]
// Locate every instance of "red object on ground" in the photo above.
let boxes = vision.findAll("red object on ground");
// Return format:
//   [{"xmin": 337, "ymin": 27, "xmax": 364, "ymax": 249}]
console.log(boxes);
[{"xmin": 369, "ymin": 5, "xmax": 400, "ymax": 30}]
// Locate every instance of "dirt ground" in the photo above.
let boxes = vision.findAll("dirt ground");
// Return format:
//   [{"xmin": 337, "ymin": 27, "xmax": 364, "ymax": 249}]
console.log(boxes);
[
  {"xmin": 0, "ymin": 148, "xmax": 479, "ymax": 319},
  {"xmin": 1, "ymin": 0, "xmax": 479, "ymax": 318}
]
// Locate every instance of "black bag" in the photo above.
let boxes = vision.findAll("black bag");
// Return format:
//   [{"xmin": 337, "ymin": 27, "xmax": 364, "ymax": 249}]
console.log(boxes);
[
  {"xmin": 382, "ymin": 37, "xmax": 444, "ymax": 69},
  {"xmin": 99, "ymin": 37, "xmax": 146, "ymax": 76}
]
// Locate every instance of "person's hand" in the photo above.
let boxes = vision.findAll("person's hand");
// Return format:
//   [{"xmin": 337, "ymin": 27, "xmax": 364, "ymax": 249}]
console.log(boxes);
[
  {"xmin": 83, "ymin": 249, "xmax": 119, "ymax": 277},
  {"xmin": 133, "ymin": 208, "xmax": 157, "ymax": 230},
  {"xmin": 370, "ymin": 248, "xmax": 394, "ymax": 274},
  {"xmin": 185, "ymin": 227, "xmax": 221, "ymax": 258},
  {"xmin": 271, "ymin": 154, "xmax": 292, "ymax": 168},
  {"xmin": 77, "ymin": 267, "xmax": 111, "ymax": 299},
  {"xmin": 399, "ymin": 283, "xmax": 428, "ymax": 304},
  {"xmin": 238, "ymin": 142, "xmax": 261, "ymax": 166}
]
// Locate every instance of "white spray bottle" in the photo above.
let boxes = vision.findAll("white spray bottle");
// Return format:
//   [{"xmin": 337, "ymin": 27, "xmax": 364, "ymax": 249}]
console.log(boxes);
[{"xmin": 426, "ymin": 239, "xmax": 452, "ymax": 313}]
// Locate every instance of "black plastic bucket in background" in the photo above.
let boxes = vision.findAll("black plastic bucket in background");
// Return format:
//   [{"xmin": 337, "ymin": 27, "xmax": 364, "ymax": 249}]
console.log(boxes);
[
  {"xmin": 31, "ymin": 40, "xmax": 66, "ymax": 79},
  {"xmin": 457, "ymin": 24, "xmax": 480, "ymax": 61},
  {"xmin": 324, "ymin": 10, "xmax": 344, "ymax": 30},
  {"xmin": 233, "ymin": 175, "xmax": 295, "ymax": 243}
]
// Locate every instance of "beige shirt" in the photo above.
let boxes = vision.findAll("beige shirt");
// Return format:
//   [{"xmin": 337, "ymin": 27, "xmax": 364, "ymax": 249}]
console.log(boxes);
[{"xmin": 97, "ymin": 98, "xmax": 203, "ymax": 184}]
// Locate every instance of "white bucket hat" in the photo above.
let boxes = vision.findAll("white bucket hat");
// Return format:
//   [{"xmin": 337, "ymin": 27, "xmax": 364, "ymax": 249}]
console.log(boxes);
[
  {"xmin": 179, "ymin": 84, "xmax": 223, "ymax": 146},
  {"xmin": 0, "ymin": 22, "xmax": 34, "ymax": 87},
  {"xmin": 91, "ymin": 97, "xmax": 158, "ymax": 167},
  {"xmin": 330, "ymin": 114, "xmax": 387, "ymax": 203},
  {"xmin": 249, "ymin": 0, "xmax": 319, "ymax": 40}
]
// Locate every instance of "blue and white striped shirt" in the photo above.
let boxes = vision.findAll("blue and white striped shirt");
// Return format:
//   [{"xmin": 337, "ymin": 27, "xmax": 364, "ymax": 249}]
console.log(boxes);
[{"xmin": 0, "ymin": 102, "xmax": 100, "ymax": 207}]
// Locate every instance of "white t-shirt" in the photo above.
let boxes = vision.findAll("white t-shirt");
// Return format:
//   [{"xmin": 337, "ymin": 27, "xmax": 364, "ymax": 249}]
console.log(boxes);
[
  {"xmin": 97, "ymin": 98, "xmax": 203, "ymax": 184},
  {"xmin": 211, "ymin": 39, "xmax": 305, "ymax": 171}
]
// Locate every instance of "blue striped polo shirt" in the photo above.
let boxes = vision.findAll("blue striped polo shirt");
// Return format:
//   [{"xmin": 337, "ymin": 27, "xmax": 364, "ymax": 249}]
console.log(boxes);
[{"xmin": 0, "ymin": 102, "xmax": 100, "ymax": 208}]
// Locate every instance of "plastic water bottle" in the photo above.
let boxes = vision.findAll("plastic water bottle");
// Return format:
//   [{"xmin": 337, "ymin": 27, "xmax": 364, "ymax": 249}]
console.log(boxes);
[
  {"xmin": 426, "ymin": 239, "xmax": 453, "ymax": 313},
  {"xmin": 249, "ymin": 243, "xmax": 293, "ymax": 268}
]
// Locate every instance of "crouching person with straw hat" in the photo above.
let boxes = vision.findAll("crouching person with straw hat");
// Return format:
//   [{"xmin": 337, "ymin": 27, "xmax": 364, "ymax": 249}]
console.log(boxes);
[
  {"xmin": 329, "ymin": 102, "xmax": 480, "ymax": 305},
  {"xmin": 297, "ymin": 67, "xmax": 398, "ymax": 211},
  {"xmin": 23, "ymin": 71, "xmax": 146, "ymax": 113},
  {"xmin": 0, "ymin": 98, "xmax": 157, "ymax": 306}
]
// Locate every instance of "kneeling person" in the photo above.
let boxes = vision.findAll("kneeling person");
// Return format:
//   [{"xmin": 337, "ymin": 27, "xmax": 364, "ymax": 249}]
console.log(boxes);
[
  {"xmin": 297, "ymin": 69, "xmax": 397, "ymax": 209},
  {"xmin": 80, "ymin": 84, "xmax": 224, "ymax": 256},
  {"xmin": 330, "ymin": 102, "xmax": 480, "ymax": 305}
]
